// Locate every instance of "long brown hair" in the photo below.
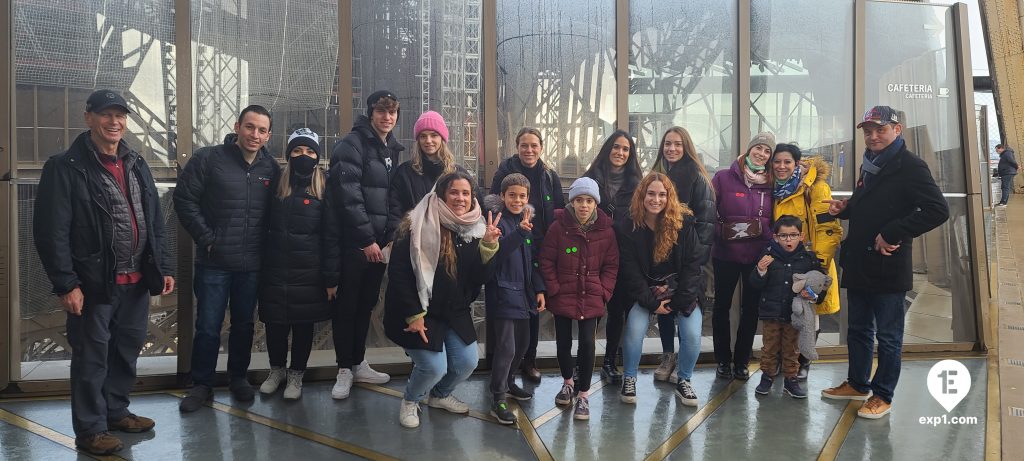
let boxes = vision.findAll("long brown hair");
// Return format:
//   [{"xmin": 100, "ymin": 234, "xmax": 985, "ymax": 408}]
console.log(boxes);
[
  {"xmin": 629, "ymin": 173, "xmax": 692, "ymax": 264},
  {"xmin": 410, "ymin": 137, "xmax": 457, "ymax": 176},
  {"xmin": 652, "ymin": 126, "xmax": 713, "ymax": 193}
]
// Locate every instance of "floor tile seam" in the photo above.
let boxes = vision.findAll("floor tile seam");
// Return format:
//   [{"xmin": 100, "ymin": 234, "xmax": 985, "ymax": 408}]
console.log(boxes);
[
  {"xmin": 986, "ymin": 346, "xmax": 1002, "ymax": 461},
  {"xmin": 0, "ymin": 407, "xmax": 125, "ymax": 461},
  {"xmin": 816, "ymin": 401, "xmax": 862, "ymax": 461},
  {"xmin": 511, "ymin": 400, "xmax": 554, "ymax": 461},
  {"xmin": 352, "ymin": 382, "xmax": 511, "ymax": 427},
  {"xmin": 164, "ymin": 391, "xmax": 399, "ymax": 461}
]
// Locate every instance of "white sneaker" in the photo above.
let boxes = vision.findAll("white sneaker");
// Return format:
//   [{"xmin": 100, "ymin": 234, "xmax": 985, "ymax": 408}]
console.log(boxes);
[
  {"xmin": 352, "ymin": 360, "xmax": 390, "ymax": 384},
  {"xmin": 283, "ymin": 370, "xmax": 304, "ymax": 400},
  {"xmin": 427, "ymin": 394, "xmax": 470, "ymax": 414},
  {"xmin": 260, "ymin": 367, "xmax": 286, "ymax": 394},
  {"xmin": 332, "ymin": 368, "xmax": 353, "ymax": 400},
  {"xmin": 399, "ymin": 400, "xmax": 421, "ymax": 428}
]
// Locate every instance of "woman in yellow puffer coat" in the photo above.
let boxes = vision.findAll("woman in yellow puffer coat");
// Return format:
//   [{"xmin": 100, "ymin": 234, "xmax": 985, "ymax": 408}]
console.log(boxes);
[{"xmin": 769, "ymin": 143, "xmax": 843, "ymax": 380}]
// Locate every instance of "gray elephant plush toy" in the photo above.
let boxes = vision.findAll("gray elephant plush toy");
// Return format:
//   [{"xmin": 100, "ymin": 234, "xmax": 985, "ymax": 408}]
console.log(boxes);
[{"xmin": 791, "ymin": 270, "xmax": 832, "ymax": 361}]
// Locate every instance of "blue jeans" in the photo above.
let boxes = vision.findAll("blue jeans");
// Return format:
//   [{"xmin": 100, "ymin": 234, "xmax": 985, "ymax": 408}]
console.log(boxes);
[
  {"xmin": 191, "ymin": 265, "xmax": 260, "ymax": 386},
  {"xmin": 846, "ymin": 290, "xmax": 906, "ymax": 403},
  {"xmin": 403, "ymin": 329, "xmax": 479, "ymax": 402},
  {"xmin": 999, "ymin": 174, "xmax": 1015, "ymax": 204},
  {"xmin": 622, "ymin": 303, "xmax": 703, "ymax": 381}
]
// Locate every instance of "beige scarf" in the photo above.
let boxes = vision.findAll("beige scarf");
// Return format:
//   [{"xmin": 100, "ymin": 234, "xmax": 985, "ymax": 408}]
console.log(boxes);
[{"xmin": 408, "ymin": 191, "xmax": 485, "ymax": 311}]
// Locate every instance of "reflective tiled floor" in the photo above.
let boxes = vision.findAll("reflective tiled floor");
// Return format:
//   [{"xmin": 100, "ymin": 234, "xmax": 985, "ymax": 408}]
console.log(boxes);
[{"xmin": 0, "ymin": 358, "xmax": 989, "ymax": 460}]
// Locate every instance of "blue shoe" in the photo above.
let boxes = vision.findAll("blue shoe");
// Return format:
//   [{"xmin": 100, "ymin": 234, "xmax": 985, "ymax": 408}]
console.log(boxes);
[
  {"xmin": 755, "ymin": 374, "xmax": 774, "ymax": 395},
  {"xmin": 783, "ymin": 377, "xmax": 807, "ymax": 399}
]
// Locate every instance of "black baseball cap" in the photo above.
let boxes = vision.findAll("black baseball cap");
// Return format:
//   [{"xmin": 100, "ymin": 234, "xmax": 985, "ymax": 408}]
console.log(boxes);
[{"xmin": 85, "ymin": 89, "xmax": 131, "ymax": 114}]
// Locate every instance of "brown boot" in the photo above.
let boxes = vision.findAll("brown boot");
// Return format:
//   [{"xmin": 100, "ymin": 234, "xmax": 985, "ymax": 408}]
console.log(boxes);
[
  {"xmin": 521, "ymin": 358, "xmax": 542, "ymax": 383},
  {"xmin": 108, "ymin": 413, "xmax": 155, "ymax": 433},
  {"xmin": 75, "ymin": 431, "xmax": 124, "ymax": 455}
]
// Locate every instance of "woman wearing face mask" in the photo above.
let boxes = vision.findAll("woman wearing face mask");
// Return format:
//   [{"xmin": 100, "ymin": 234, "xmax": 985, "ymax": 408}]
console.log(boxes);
[
  {"xmin": 711, "ymin": 132, "xmax": 775, "ymax": 381},
  {"xmin": 384, "ymin": 172, "xmax": 501, "ymax": 428},
  {"xmin": 769, "ymin": 143, "xmax": 843, "ymax": 380},
  {"xmin": 258, "ymin": 129, "xmax": 339, "ymax": 400}
]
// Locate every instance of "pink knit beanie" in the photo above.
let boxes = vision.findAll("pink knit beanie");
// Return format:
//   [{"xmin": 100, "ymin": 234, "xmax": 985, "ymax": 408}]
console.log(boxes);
[{"xmin": 413, "ymin": 111, "xmax": 449, "ymax": 143}]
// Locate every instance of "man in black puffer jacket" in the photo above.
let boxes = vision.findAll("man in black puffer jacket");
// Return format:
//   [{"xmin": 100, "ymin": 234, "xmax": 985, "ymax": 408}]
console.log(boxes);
[
  {"xmin": 325, "ymin": 90, "xmax": 404, "ymax": 399},
  {"xmin": 174, "ymin": 105, "xmax": 280, "ymax": 411},
  {"xmin": 995, "ymin": 144, "xmax": 1018, "ymax": 206}
]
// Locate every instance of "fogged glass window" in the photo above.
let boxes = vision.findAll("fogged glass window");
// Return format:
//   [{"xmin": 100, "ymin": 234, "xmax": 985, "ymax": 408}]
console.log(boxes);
[
  {"xmin": 750, "ymin": 0, "xmax": 854, "ymax": 190},
  {"xmin": 629, "ymin": 0, "xmax": 737, "ymax": 173},
  {"xmin": 497, "ymin": 0, "xmax": 617, "ymax": 180}
]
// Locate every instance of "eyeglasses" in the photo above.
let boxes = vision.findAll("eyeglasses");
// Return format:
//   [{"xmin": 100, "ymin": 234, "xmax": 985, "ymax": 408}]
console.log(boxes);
[{"xmin": 776, "ymin": 233, "xmax": 801, "ymax": 241}]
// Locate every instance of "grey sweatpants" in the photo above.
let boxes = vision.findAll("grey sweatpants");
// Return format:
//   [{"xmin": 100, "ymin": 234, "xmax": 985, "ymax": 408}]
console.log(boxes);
[{"xmin": 489, "ymin": 318, "xmax": 530, "ymax": 398}]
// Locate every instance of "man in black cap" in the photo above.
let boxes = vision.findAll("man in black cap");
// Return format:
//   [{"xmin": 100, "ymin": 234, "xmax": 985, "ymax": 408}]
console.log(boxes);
[
  {"xmin": 324, "ymin": 90, "xmax": 405, "ymax": 399},
  {"xmin": 34, "ymin": 89, "xmax": 175, "ymax": 455},
  {"xmin": 821, "ymin": 105, "xmax": 948, "ymax": 419}
]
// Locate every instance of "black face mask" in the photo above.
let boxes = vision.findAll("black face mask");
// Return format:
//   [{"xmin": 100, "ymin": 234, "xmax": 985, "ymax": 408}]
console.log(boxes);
[{"xmin": 289, "ymin": 154, "xmax": 318, "ymax": 177}]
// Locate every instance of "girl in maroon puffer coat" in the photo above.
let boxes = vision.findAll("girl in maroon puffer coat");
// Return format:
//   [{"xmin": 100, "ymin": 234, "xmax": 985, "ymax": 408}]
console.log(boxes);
[{"xmin": 539, "ymin": 177, "xmax": 619, "ymax": 421}]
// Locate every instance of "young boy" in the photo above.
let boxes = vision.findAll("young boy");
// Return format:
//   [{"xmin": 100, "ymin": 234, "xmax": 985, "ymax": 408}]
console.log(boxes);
[
  {"xmin": 483, "ymin": 173, "xmax": 546, "ymax": 424},
  {"xmin": 749, "ymin": 215, "xmax": 825, "ymax": 398}
]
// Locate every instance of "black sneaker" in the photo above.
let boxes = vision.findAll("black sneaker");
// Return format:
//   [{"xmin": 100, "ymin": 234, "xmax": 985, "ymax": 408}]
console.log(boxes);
[
  {"xmin": 601, "ymin": 361, "xmax": 623, "ymax": 384},
  {"xmin": 755, "ymin": 374, "xmax": 774, "ymax": 395},
  {"xmin": 797, "ymin": 356, "xmax": 811, "ymax": 381},
  {"xmin": 179, "ymin": 385, "xmax": 213, "ymax": 413},
  {"xmin": 229, "ymin": 378, "xmax": 255, "ymax": 401},
  {"xmin": 620, "ymin": 376, "xmax": 637, "ymax": 404},
  {"xmin": 783, "ymin": 377, "xmax": 807, "ymax": 399},
  {"xmin": 555, "ymin": 382, "xmax": 575, "ymax": 406},
  {"xmin": 733, "ymin": 365, "xmax": 750, "ymax": 381},
  {"xmin": 506, "ymin": 381, "xmax": 533, "ymax": 401},
  {"xmin": 716, "ymin": 363, "xmax": 732, "ymax": 379},
  {"xmin": 675, "ymin": 379, "xmax": 698, "ymax": 407},
  {"xmin": 490, "ymin": 400, "xmax": 516, "ymax": 425}
]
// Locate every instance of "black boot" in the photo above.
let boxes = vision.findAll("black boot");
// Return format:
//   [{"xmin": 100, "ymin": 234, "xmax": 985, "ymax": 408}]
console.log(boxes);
[
  {"xmin": 600, "ymin": 354, "xmax": 622, "ymax": 384},
  {"xmin": 520, "ymin": 358, "xmax": 541, "ymax": 383}
]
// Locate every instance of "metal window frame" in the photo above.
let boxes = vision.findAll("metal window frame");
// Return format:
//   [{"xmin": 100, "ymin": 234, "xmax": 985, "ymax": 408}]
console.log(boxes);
[{"xmin": 1, "ymin": 0, "xmax": 13, "ymax": 391}]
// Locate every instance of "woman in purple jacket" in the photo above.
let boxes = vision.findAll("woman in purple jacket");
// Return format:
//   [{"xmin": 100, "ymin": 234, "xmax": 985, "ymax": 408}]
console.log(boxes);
[{"xmin": 711, "ymin": 132, "xmax": 775, "ymax": 381}]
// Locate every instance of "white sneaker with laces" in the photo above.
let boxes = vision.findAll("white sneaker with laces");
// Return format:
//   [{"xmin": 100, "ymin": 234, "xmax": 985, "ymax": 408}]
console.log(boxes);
[
  {"xmin": 427, "ymin": 394, "xmax": 470, "ymax": 414},
  {"xmin": 353, "ymin": 360, "xmax": 391, "ymax": 384},
  {"xmin": 259, "ymin": 367, "xmax": 286, "ymax": 394},
  {"xmin": 332, "ymin": 368, "xmax": 353, "ymax": 400},
  {"xmin": 283, "ymin": 370, "xmax": 304, "ymax": 400},
  {"xmin": 399, "ymin": 400, "xmax": 421, "ymax": 428}
]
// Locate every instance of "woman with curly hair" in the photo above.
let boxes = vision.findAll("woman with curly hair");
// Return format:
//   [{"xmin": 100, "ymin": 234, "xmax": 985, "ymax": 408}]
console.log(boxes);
[{"xmin": 616, "ymin": 173, "xmax": 705, "ymax": 407}]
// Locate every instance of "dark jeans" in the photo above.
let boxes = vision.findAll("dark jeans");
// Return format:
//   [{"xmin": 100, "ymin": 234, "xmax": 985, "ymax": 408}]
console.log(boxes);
[
  {"xmin": 489, "ymin": 318, "xmax": 530, "ymax": 397},
  {"xmin": 67, "ymin": 283, "xmax": 150, "ymax": 437},
  {"xmin": 1000, "ymin": 174, "xmax": 1015, "ymax": 205},
  {"xmin": 554, "ymin": 316, "xmax": 599, "ymax": 392},
  {"xmin": 603, "ymin": 295, "xmax": 631, "ymax": 362},
  {"xmin": 191, "ymin": 265, "xmax": 260, "ymax": 387},
  {"xmin": 523, "ymin": 313, "xmax": 539, "ymax": 361},
  {"xmin": 712, "ymin": 258, "xmax": 761, "ymax": 367},
  {"xmin": 846, "ymin": 290, "xmax": 907, "ymax": 403},
  {"xmin": 332, "ymin": 251, "xmax": 386, "ymax": 369},
  {"xmin": 265, "ymin": 322, "xmax": 315, "ymax": 371}
]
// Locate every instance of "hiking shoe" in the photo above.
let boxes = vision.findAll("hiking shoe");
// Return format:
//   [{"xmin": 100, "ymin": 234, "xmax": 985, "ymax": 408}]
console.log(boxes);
[
  {"xmin": 675, "ymin": 379, "xmax": 698, "ymax": 407},
  {"xmin": 783, "ymin": 377, "xmax": 807, "ymax": 399},
  {"xmin": 283, "ymin": 369, "xmax": 304, "ymax": 400},
  {"xmin": 229, "ymin": 378, "xmax": 255, "ymax": 401},
  {"xmin": 716, "ymin": 363, "xmax": 733, "ymax": 379},
  {"xmin": 428, "ymin": 394, "xmax": 470, "ymax": 414},
  {"xmin": 620, "ymin": 376, "xmax": 637, "ymax": 404},
  {"xmin": 506, "ymin": 381, "xmax": 533, "ymax": 401},
  {"xmin": 399, "ymin": 400, "xmax": 420, "ymax": 428},
  {"xmin": 353, "ymin": 360, "xmax": 390, "ymax": 384},
  {"xmin": 858, "ymin": 396, "xmax": 892, "ymax": 419},
  {"xmin": 733, "ymin": 364, "xmax": 750, "ymax": 381},
  {"xmin": 555, "ymin": 381, "xmax": 575, "ymax": 406},
  {"xmin": 755, "ymin": 374, "xmax": 774, "ymax": 395},
  {"xmin": 573, "ymin": 396, "xmax": 590, "ymax": 420},
  {"xmin": 821, "ymin": 381, "xmax": 870, "ymax": 401},
  {"xmin": 797, "ymin": 356, "xmax": 811, "ymax": 381},
  {"xmin": 654, "ymin": 353, "xmax": 677, "ymax": 381},
  {"xmin": 332, "ymin": 368, "xmax": 353, "ymax": 400},
  {"xmin": 179, "ymin": 385, "xmax": 212, "ymax": 413},
  {"xmin": 260, "ymin": 366, "xmax": 286, "ymax": 394},
  {"xmin": 75, "ymin": 431, "xmax": 123, "ymax": 455},
  {"xmin": 107, "ymin": 413, "xmax": 155, "ymax": 433},
  {"xmin": 491, "ymin": 400, "xmax": 516, "ymax": 425},
  {"xmin": 601, "ymin": 361, "xmax": 623, "ymax": 384}
]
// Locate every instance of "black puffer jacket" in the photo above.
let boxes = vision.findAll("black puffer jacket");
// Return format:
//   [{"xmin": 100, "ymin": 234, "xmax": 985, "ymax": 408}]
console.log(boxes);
[
  {"xmin": 998, "ymin": 147, "xmax": 1019, "ymax": 177},
  {"xmin": 748, "ymin": 243, "xmax": 824, "ymax": 322},
  {"xmin": 584, "ymin": 170, "xmax": 640, "ymax": 224},
  {"xmin": 489, "ymin": 156, "xmax": 565, "ymax": 243},
  {"xmin": 258, "ymin": 182, "xmax": 339, "ymax": 325},
  {"xmin": 657, "ymin": 156, "xmax": 715, "ymax": 263},
  {"xmin": 174, "ymin": 134, "xmax": 280, "ymax": 271},
  {"xmin": 328, "ymin": 116, "xmax": 406, "ymax": 247},
  {"xmin": 615, "ymin": 217, "xmax": 704, "ymax": 316},
  {"xmin": 34, "ymin": 131, "xmax": 174, "ymax": 303},
  {"xmin": 388, "ymin": 155, "xmax": 470, "ymax": 233}
]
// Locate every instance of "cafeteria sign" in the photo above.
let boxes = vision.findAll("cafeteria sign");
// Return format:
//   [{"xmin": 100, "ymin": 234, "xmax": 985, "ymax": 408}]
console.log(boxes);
[{"xmin": 887, "ymin": 83, "xmax": 951, "ymax": 99}]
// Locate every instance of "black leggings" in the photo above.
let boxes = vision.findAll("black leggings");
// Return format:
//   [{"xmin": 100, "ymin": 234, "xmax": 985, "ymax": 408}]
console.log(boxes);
[
  {"xmin": 554, "ymin": 316, "xmax": 599, "ymax": 392},
  {"xmin": 265, "ymin": 322, "xmax": 315, "ymax": 371},
  {"xmin": 603, "ymin": 294, "xmax": 631, "ymax": 362},
  {"xmin": 712, "ymin": 258, "xmax": 761, "ymax": 367}
]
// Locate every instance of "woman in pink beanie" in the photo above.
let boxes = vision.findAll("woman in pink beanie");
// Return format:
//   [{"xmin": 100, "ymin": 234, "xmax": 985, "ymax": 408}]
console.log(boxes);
[{"xmin": 389, "ymin": 111, "xmax": 474, "ymax": 229}]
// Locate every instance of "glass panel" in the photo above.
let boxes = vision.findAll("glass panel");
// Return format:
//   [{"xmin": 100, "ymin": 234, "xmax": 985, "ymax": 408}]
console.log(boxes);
[
  {"xmin": 497, "ymin": 0, "xmax": 617, "ymax": 180},
  {"xmin": 750, "ymin": 0, "xmax": 855, "ymax": 190},
  {"xmin": 351, "ymin": 1, "xmax": 484, "ymax": 177},
  {"xmin": 629, "ymin": 0, "xmax": 737, "ymax": 172}
]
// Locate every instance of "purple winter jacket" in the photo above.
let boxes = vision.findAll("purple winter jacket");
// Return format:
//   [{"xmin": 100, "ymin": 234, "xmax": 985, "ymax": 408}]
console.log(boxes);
[{"xmin": 711, "ymin": 160, "xmax": 774, "ymax": 264}]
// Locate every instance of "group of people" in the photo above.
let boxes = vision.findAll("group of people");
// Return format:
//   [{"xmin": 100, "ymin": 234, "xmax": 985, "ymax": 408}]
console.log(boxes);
[{"xmin": 34, "ymin": 87, "xmax": 951, "ymax": 455}]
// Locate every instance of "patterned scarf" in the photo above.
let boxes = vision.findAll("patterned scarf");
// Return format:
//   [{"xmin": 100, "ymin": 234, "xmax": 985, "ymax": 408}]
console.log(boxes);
[
  {"xmin": 407, "ymin": 192, "xmax": 485, "ymax": 311},
  {"xmin": 773, "ymin": 164, "xmax": 804, "ymax": 200},
  {"xmin": 860, "ymin": 136, "xmax": 905, "ymax": 189}
]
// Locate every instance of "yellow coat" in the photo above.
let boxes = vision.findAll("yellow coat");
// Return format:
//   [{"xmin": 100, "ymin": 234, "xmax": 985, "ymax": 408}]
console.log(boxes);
[{"xmin": 773, "ymin": 156, "xmax": 843, "ymax": 315}]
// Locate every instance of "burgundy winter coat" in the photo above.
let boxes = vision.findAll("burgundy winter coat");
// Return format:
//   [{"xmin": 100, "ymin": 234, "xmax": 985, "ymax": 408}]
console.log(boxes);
[
  {"xmin": 539, "ymin": 208, "xmax": 619, "ymax": 320},
  {"xmin": 711, "ymin": 160, "xmax": 774, "ymax": 264}
]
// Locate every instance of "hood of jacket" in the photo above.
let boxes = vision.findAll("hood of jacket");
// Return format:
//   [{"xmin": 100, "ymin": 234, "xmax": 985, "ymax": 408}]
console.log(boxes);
[{"xmin": 483, "ymin": 193, "xmax": 535, "ymax": 218}]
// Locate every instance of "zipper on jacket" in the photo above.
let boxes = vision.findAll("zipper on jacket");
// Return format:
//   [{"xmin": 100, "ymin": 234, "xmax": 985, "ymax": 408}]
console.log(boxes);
[{"xmin": 79, "ymin": 166, "xmax": 117, "ymax": 279}]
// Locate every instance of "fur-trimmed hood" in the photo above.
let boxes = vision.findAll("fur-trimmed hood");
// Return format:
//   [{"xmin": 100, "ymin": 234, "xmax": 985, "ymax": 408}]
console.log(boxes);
[
  {"xmin": 800, "ymin": 156, "xmax": 832, "ymax": 187},
  {"xmin": 483, "ymin": 193, "xmax": 536, "ymax": 218}
]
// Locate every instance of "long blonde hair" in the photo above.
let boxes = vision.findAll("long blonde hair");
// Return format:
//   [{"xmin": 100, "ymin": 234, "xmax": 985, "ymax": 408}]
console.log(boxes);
[
  {"xmin": 410, "ymin": 139, "xmax": 457, "ymax": 176},
  {"xmin": 276, "ymin": 157, "xmax": 326, "ymax": 200},
  {"xmin": 629, "ymin": 173, "xmax": 692, "ymax": 264}
]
